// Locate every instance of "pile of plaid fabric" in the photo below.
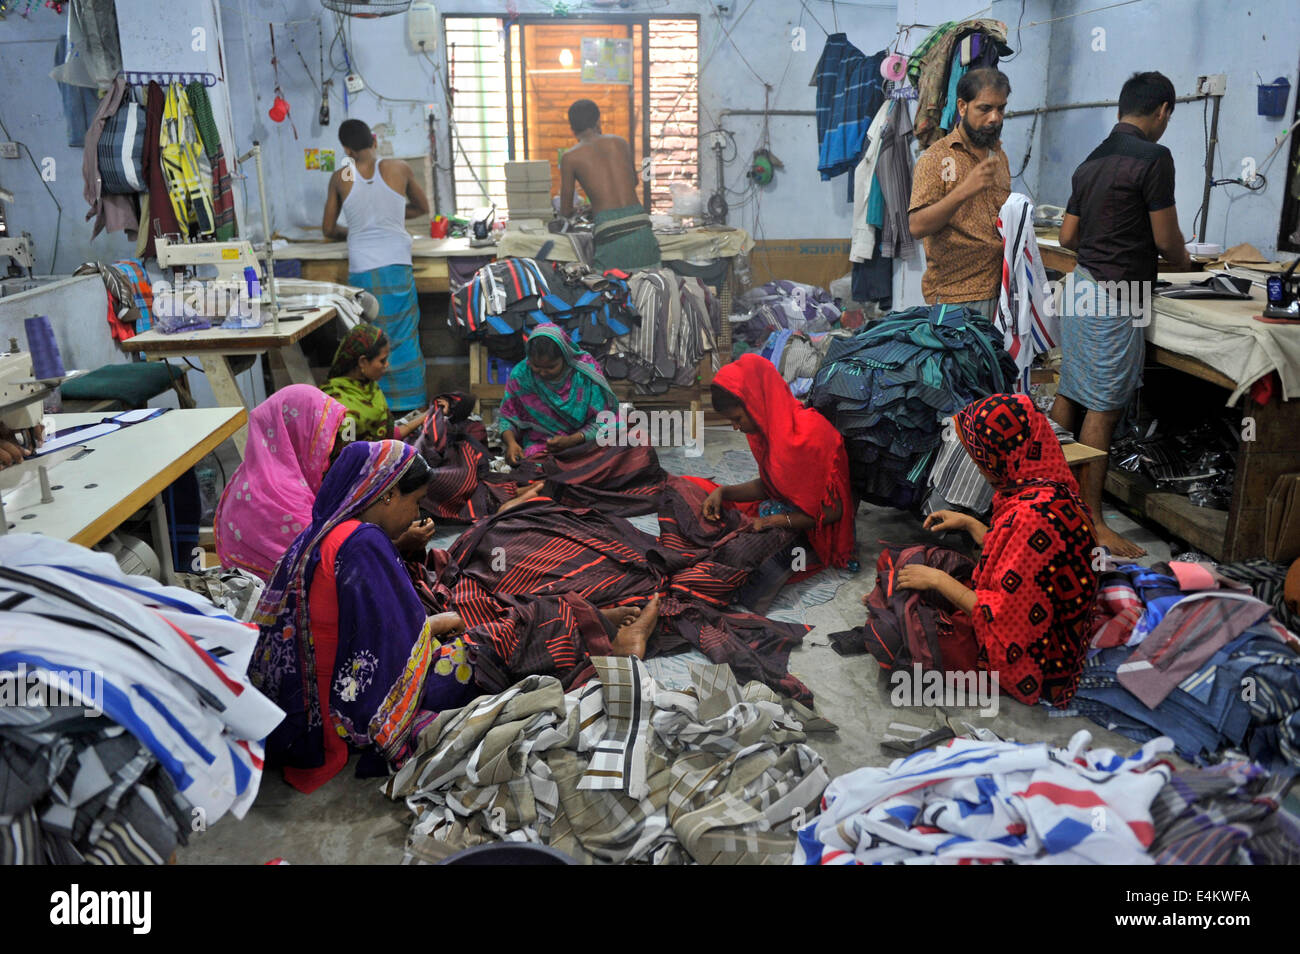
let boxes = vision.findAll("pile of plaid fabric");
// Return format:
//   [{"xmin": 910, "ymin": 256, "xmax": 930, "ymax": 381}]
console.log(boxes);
[
  {"xmin": 807, "ymin": 303, "xmax": 1016, "ymax": 509},
  {"xmin": 385, "ymin": 659, "xmax": 831, "ymax": 864}
]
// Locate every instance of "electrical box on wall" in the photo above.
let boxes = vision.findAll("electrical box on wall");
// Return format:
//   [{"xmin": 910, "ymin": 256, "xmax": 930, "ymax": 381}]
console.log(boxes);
[
  {"xmin": 1197, "ymin": 73, "xmax": 1228, "ymax": 96},
  {"xmin": 408, "ymin": 1, "xmax": 439, "ymax": 52}
]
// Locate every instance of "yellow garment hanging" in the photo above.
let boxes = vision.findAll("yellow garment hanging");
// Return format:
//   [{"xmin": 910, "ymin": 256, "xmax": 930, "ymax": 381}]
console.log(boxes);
[{"xmin": 159, "ymin": 81, "xmax": 216, "ymax": 238}]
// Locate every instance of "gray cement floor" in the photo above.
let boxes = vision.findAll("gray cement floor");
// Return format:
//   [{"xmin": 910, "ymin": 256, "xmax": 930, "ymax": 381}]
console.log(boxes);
[{"xmin": 180, "ymin": 426, "xmax": 1177, "ymax": 864}]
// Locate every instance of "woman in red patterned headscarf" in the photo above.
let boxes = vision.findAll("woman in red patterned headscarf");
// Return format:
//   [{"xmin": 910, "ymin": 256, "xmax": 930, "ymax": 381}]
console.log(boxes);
[
  {"xmin": 694, "ymin": 353, "xmax": 856, "ymax": 576},
  {"xmin": 895, "ymin": 393, "xmax": 1099, "ymax": 706}
]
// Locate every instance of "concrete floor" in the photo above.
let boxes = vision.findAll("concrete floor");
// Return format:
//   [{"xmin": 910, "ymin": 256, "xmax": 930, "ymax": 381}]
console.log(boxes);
[{"xmin": 180, "ymin": 426, "xmax": 1177, "ymax": 864}]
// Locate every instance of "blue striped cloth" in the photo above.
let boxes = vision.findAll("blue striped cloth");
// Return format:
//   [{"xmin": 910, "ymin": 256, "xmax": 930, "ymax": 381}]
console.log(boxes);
[
  {"xmin": 814, "ymin": 34, "xmax": 886, "ymax": 182},
  {"xmin": 347, "ymin": 263, "xmax": 425, "ymax": 412}
]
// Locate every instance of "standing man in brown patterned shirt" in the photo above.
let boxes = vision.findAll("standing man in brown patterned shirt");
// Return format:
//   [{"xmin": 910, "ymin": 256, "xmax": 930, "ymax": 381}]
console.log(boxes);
[{"xmin": 908, "ymin": 69, "xmax": 1012, "ymax": 318}]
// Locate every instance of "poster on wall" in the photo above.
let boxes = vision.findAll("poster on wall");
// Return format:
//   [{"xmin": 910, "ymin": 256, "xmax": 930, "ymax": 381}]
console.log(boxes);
[
  {"xmin": 304, "ymin": 148, "xmax": 336, "ymax": 171},
  {"xmin": 580, "ymin": 37, "xmax": 632, "ymax": 84}
]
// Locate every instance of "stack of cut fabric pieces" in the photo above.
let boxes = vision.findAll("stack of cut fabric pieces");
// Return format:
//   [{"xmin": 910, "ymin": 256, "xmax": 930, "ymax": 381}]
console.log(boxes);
[
  {"xmin": 608, "ymin": 267, "xmax": 721, "ymax": 392},
  {"xmin": 0, "ymin": 536, "xmax": 283, "ymax": 864},
  {"xmin": 807, "ymin": 303, "xmax": 1016, "ymax": 509},
  {"xmin": 449, "ymin": 257, "xmax": 637, "ymax": 352},
  {"xmin": 796, "ymin": 731, "xmax": 1174, "ymax": 864},
  {"xmin": 1065, "ymin": 559, "xmax": 1300, "ymax": 771},
  {"xmin": 384, "ymin": 658, "xmax": 831, "ymax": 864}
]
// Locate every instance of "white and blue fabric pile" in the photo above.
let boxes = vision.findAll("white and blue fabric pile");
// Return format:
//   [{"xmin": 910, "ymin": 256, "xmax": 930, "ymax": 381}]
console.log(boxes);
[
  {"xmin": 0, "ymin": 535, "xmax": 283, "ymax": 864},
  {"xmin": 795, "ymin": 731, "xmax": 1173, "ymax": 864}
]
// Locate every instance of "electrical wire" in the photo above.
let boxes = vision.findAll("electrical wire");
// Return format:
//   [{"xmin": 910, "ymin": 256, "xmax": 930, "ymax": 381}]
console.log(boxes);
[
  {"xmin": 0, "ymin": 112, "xmax": 61, "ymax": 275},
  {"xmin": 998, "ymin": 0, "xmax": 1028, "ymax": 61}
]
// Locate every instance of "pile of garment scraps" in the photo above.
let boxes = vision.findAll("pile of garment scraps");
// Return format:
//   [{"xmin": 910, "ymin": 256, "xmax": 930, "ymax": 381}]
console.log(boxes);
[
  {"xmin": 607, "ymin": 267, "xmax": 720, "ymax": 392},
  {"xmin": 0, "ymin": 536, "xmax": 283, "ymax": 864},
  {"xmin": 1068, "ymin": 559, "xmax": 1300, "ymax": 770},
  {"xmin": 732, "ymin": 280, "xmax": 842, "ymax": 347},
  {"xmin": 384, "ymin": 658, "xmax": 832, "ymax": 864},
  {"xmin": 758, "ymin": 329, "xmax": 849, "ymax": 398},
  {"xmin": 795, "ymin": 731, "xmax": 1173, "ymax": 864},
  {"xmin": 807, "ymin": 303, "xmax": 1016, "ymax": 509},
  {"xmin": 1111, "ymin": 413, "xmax": 1239, "ymax": 510},
  {"xmin": 1149, "ymin": 758, "xmax": 1300, "ymax": 864}
]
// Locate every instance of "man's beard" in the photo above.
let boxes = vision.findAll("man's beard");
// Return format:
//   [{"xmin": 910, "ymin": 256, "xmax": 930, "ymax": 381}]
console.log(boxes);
[{"xmin": 962, "ymin": 115, "xmax": 1002, "ymax": 148}]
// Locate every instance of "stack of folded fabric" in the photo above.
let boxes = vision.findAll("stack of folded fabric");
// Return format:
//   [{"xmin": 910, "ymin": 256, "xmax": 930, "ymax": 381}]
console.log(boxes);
[
  {"xmin": 732, "ymin": 280, "xmax": 842, "ymax": 347},
  {"xmin": 1067, "ymin": 559, "xmax": 1300, "ymax": 771},
  {"xmin": 807, "ymin": 303, "xmax": 1016, "ymax": 509},
  {"xmin": 795, "ymin": 731, "xmax": 1174, "ymax": 864},
  {"xmin": 0, "ymin": 536, "xmax": 283, "ymax": 864},
  {"xmin": 448, "ymin": 257, "xmax": 637, "ymax": 352},
  {"xmin": 606, "ymin": 267, "xmax": 720, "ymax": 392}
]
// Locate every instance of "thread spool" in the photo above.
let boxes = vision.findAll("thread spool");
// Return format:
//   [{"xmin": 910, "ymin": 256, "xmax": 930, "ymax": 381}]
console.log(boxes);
[{"xmin": 23, "ymin": 315, "xmax": 65, "ymax": 381}]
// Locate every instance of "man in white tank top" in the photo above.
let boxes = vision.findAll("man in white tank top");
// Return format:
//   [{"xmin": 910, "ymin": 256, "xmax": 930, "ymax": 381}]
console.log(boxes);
[{"xmin": 320, "ymin": 120, "xmax": 431, "ymax": 412}]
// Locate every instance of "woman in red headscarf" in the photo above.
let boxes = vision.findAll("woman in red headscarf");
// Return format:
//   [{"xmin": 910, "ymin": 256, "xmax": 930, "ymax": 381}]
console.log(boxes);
[
  {"xmin": 894, "ymin": 393, "xmax": 1099, "ymax": 707},
  {"xmin": 690, "ymin": 353, "xmax": 856, "ymax": 577}
]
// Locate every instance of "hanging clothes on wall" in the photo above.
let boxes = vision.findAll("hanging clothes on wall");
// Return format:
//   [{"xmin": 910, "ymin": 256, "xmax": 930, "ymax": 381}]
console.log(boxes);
[
  {"xmin": 849, "ymin": 101, "xmax": 891, "ymax": 265},
  {"xmin": 81, "ymin": 75, "xmax": 139, "ymax": 240},
  {"xmin": 52, "ymin": 36, "xmax": 100, "ymax": 148},
  {"xmin": 186, "ymin": 81, "xmax": 237, "ymax": 242},
  {"xmin": 49, "ymin": 0, "xmax": 122, "ymax": 90},
  {"xmin": 140, "ymin": 81, "xmax": 181, "ymax": 260},
  {"xmin": 159, "ymin": 82, "xmax": 216, "ymax": 240},
  {"xmin": 875, "ymin": 100, "xmax": 917, "ymax": 259},
  {"xmin": 909, "ymin": 18, "xmax": 1010, "ymax": 148},
  {"xmin": 813, "ymin": 33, "xmax": 888, "ymax": 183}
]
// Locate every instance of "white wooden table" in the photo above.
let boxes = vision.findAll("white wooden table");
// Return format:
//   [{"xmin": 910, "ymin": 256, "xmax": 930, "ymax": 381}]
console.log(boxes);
[
  {"xmin": 120, "ymin": 307, "xmax": 336, "ymax": 456},
  {"xmin": 0, "ymin": 407, "xmax": 247, "ymax": 582}
]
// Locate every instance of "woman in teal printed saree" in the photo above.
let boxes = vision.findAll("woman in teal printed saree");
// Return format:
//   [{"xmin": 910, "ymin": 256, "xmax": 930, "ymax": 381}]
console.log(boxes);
[{"xmin": 499, "ymin": 323, "xmax": 618, "ymax": 465}]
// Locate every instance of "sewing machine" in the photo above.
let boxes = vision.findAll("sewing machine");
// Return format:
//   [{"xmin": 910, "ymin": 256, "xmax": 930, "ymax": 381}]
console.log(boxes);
[
  {"xmin": 0, "ymin": 233, "xmax": 35, "ymax": 276},
  {"xmin": 155, "ymin": 236, "xmax": 262, "ymax": 283},
  {"xmin": 0, "ymin": 346, "xmax": 48, "ymax": 431}
]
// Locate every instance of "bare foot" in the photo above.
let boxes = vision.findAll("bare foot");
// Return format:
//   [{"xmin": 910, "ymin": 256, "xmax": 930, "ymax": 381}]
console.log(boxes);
[
  {"xmin": 428, "ymin": 611, "xmax": 464, "ymax": 636},
  {"xmin": 860, "ymin": 592, "xmax": 870, "ymax": 606},
  {"xmin": 1095, "ymin": 522, "xmax": 1147, "ymax": 560},
  {"xmin": 496, "ymin": 481, "xmax": 544, "ymax": 514},
  {"xmin": 611, "ymin": 594, "xmax": 660, "ymax": 658},
  {"xmin": 600, "ymin": 605, "xmax": 639, "ymax": 628}
]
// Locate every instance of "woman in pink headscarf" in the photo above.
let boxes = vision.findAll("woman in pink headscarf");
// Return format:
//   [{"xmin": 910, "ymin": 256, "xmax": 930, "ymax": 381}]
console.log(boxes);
[{"xmin": 215, "ymin": 385, "xmax": 350, "ymax": 579}]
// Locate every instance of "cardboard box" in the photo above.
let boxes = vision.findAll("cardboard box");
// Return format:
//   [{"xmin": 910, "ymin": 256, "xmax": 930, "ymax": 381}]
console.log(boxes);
[
  {"xmin": 505, "ymin": 160, "xmax": 551, "ymax": 186},
  {"xmin": 748, "ymin": 239, "xmax": 853, "ymax": 294}
]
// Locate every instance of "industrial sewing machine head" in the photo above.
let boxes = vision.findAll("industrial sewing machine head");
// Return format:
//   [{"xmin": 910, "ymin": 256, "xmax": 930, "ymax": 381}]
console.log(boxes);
[
  {"xmin": 154, "ymin": 235, "xmax": 262, "ymax": 283},
  {"xmin": 0, "ymin": 340, "xmax": 49, "ymax": 432}
]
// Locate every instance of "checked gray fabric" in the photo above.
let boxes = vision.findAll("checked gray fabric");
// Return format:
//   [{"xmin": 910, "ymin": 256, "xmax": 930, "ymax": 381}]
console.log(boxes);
[{"xmin": 384, "ymin": 661, "xmax": 833, "ymax": 864}]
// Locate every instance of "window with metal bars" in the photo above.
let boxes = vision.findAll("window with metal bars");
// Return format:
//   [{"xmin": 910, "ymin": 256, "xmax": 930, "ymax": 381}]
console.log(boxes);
[{"xmin": 444, "ymin": 15, "xmax": 698, "ymax": 220}]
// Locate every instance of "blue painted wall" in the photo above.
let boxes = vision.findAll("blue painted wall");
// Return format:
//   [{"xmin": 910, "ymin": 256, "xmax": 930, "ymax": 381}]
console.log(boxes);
[
  {"xmin": 1034, "ymin": 0, "xmax": 1299, "ymax": 258},
  {"xmin": 2, "ymin": 0, "xmax": 1296, "ymax": 280}
]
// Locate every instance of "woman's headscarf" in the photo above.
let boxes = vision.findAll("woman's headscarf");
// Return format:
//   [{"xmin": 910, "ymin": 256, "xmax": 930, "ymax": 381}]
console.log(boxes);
[
  {"xmin": 328, "ymin": 322, "xmax": 386, "ymax": 379},
  {"xmin": 214, "ymin": 385, "xmax": 348, "ymax": 579},
  {"xmin": 499, "ymin": 323, "xmax": 617, "ymax": 440},
  {"xmin": 712, "ymin": 354, "xmax": 856, "ymax": 569},
  {"xmin": 953, "ymin": 392, "xmax": 1086, "ymax": 502},
  {"xmin": 952, "ymin": 394, "xmax": 1097, "ymax": 706},
  {"xmin": 250, "ymin": 440, "xmax": 417, "ymax": 766}
]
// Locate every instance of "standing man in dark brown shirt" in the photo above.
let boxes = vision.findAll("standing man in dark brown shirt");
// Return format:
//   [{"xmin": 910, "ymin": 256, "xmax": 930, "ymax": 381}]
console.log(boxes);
[
  {"xmin": 1052, "ymin": 71, "xmax": 1191, "ymax": 558},
  {"xmin": 559, "ymin": 99, "xmax": 661, "ymax": 273},
  {"xmin": 908, "ymin": 69, "xmax": 1012, "ymax": 317}
]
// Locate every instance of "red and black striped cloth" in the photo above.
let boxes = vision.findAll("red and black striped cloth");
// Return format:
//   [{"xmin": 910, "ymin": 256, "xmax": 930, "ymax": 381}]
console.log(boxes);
[{"xmin": 445, "ymin": 485, "xmax": 814, "ymax": 703}]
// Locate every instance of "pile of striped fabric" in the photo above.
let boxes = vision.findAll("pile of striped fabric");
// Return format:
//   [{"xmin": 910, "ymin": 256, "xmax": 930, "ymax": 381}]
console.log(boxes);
[{"xmin": 0, "ymin": 535, "xmax": 283, "ymax": 864}]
